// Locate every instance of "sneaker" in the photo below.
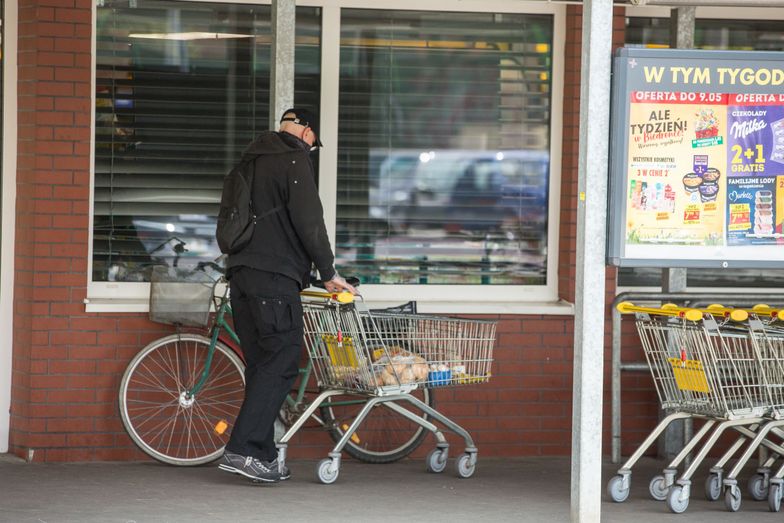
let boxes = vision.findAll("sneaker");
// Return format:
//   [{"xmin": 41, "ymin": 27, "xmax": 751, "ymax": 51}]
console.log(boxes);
[{"xmin": 218, "ymin": 452, "xmax": 281, "ymax": 483}]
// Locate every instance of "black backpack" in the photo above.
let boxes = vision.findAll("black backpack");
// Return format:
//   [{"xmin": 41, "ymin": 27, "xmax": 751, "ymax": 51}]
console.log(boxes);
[{"xmin": 216, "ymin": 159, "xmax": 256, "ymax": 254}]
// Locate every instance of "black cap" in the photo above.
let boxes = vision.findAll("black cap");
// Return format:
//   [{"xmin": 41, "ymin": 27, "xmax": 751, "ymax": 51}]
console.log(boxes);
[{"xmin": 280, "ymin": 107, "xmax": 322, "ymax": 147}]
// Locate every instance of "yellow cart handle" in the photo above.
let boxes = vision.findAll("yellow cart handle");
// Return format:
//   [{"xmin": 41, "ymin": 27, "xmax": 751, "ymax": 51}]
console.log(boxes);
[
  {"xmin": 673, "ymin": 303, "xmax": 782, "ymax": 320},
  {"xmin": 616, "ymin": 301, "xmax": 704, "ymax": 322},
  {"xmin": 300, "ymin": 290, "xmax": 355, "ymax": 304},
  {"xmin": 616, "ymin": 301, "xmax": 783, "ymax": 322}
]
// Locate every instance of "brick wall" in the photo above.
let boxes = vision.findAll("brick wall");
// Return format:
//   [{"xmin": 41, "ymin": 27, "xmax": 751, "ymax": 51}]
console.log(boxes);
[{"xmin": 8, "ymin": 4, "xmax": 660, "ymax": 463}]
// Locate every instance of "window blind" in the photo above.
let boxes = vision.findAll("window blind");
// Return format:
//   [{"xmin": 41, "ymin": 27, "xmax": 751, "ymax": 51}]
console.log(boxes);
[
  {"xmin": 336, "ymin": 9, "xmax": 554, "ymax": 285},
  {"xmin": 94, "ymin": 1, "xmax": 320, "ymax": 282}
]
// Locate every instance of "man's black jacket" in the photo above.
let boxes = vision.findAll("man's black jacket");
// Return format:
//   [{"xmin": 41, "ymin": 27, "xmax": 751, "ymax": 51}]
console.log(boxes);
[{"xmin": 226, "ymin": 131, "xmax": 336, "ymax": 287}]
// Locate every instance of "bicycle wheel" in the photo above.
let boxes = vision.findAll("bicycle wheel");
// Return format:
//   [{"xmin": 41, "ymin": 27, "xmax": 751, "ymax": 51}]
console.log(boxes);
[
  {"xmin": 119, "ymin": 333, "xmax": 245, "ymax": 466},
  {"xmin": 320, "ymin": 388, "xmax": 434, "ymax": 463}
]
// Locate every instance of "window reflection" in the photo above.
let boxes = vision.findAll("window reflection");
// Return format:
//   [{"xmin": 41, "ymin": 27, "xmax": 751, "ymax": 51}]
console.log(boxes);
[
  {"xmin": 336, "ymin": 10, "xmax": 553, "ymax": 285},
  {"xmin": 93, "ymin": 1, "xmax": 321, "ymax": 281}
]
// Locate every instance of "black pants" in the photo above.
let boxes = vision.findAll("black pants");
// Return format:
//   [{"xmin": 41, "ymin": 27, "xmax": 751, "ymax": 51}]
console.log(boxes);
[{"xmin": 227, "ymin": 267, "xmax": 303, "ymax": 461}]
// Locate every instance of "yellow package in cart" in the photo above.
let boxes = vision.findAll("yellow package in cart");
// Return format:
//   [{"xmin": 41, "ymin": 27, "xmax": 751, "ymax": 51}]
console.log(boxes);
[
  {"xmin": 668, "ymin": 357, "xmax": 710, "ymax": 393},
  {"xmin": 323, "ymin": 334, "xmax": 359, "ymax": 368}
]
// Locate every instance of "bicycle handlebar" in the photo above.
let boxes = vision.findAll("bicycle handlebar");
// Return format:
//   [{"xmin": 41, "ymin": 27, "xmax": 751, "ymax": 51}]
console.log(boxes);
[{"xmin": 196, "ymin": 260, "xmax": 226, "ymax": 274}]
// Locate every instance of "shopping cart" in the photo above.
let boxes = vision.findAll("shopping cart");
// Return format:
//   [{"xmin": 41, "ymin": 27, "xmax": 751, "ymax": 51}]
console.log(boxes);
[
  {"xmin": 607, "ymin": 303, "xmax": 784, "ymax": 513},
  {"xmin": 740, "ymin": 314, "xmax": 784, "ymax": 512},
  {"xmin": 275, "ymin": 292, "xmax": 496, "ymax": 484}
]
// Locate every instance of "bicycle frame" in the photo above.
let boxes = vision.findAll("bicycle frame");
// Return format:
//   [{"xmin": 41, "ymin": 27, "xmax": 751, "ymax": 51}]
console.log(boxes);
[
  {"xmin": 185, "ymin": 285, "xmax": 363, "ymax": 417},
  {"xmin": 186, "ymin": 285, "xmax": 237, "ymax": 397}
]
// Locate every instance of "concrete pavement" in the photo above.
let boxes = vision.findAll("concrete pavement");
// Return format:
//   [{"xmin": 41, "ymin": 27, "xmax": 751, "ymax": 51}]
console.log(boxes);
[{"xmin": 1, "ymin": 453, "xmax": 782, "ymax": 522}]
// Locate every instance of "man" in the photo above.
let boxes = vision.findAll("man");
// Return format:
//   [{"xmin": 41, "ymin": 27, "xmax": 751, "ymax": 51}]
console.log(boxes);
[{"xmin": 219, "ymin": 108, "xmax": 356, "ymax": 483}]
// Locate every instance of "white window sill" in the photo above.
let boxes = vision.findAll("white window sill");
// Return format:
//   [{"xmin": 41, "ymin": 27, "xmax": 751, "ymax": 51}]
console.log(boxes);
[
  {"xmin": 85, "ymin": 297, "xmax": 149, "ymax": 313},
  {"xmin": 84, "ymin": 296, "xmax": 575, "ymax": 316}
]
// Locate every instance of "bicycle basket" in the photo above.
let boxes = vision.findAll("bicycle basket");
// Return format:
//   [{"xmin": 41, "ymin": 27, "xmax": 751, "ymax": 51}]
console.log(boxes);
[{"xmin": 149, "ymin": 266, "xmax": 215, "ymax": 327}]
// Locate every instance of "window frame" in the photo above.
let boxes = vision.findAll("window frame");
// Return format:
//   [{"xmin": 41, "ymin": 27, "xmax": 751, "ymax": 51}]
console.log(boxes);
[{"xmin": 86, "ymin": 0, "xmax": 568, "ymax": 314}]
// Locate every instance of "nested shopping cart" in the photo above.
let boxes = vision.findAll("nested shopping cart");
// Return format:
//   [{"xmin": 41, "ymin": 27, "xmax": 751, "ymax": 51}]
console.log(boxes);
[
  {"xmin": 276, "ymin": 292, "xmax": 496, "ymax": 484},
  {"xmin": 742, "ymin": 315, "xmax": 784, "ymax": 512},
  {"xmin": 607, "ymin": 303, "xmax": 784, "ymax": 514}
]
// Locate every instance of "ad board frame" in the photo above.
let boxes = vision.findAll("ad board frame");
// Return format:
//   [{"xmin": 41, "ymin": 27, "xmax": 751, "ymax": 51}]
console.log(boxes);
[{"xmin": 608, "ymin": 47, "xmax": 784, "ymax": 269}]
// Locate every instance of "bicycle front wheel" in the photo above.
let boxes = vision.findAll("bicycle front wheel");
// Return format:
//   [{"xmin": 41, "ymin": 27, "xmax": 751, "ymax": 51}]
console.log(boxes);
[
  {"xmin": 119, "ymin": 333, "xmax": 245, "ymax": 466},
  {"xmin": 320, "ymin": 387, "xmax": 434, "ymax": 463}
]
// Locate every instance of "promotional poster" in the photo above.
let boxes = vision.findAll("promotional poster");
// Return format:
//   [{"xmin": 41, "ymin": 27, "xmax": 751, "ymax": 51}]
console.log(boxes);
[{"xmin": 609, "ymin": 49, "xmax": 784, "ymax": 267}]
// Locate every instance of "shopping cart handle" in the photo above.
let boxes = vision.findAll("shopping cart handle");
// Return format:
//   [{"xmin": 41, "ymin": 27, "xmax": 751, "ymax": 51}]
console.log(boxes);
[
  {"xmin": 300, "ymin": 290, "xmax": 355, "ymax": 304},
  {"xmin": 616, "ymin": 301, "xmax": 703, "ymax": 322}
]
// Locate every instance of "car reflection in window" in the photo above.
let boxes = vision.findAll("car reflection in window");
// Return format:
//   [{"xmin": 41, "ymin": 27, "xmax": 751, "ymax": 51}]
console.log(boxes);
[{"xmin": 369, "ymin": 149, "xmax": 549, "ymax": 239}]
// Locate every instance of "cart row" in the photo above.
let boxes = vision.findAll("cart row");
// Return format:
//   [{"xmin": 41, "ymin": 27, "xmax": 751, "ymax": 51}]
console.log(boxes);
[{"xmin": 609, "ymin": 302, "xmax": 784, "ymax": 514}]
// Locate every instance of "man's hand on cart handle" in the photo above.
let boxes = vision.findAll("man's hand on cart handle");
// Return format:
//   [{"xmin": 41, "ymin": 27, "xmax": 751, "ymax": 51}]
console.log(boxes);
[{"xmin": 324, "ymin": 274, "xmax": 358, "ymax": 295}]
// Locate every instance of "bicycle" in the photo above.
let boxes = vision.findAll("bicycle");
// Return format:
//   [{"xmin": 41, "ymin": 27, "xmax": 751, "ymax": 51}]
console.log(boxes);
[{"xmin": 118, "ymin": 263, "xmax": 434, "ymax": 466}]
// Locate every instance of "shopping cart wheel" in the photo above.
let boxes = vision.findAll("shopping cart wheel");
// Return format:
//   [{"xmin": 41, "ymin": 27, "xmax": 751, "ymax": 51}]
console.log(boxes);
[
  {"xmin": 607, "ymin": 475, "xmax": 630, "ymax": 503},
  {"xmin": 648, "ymin": 475, "xmax": 668, "ymax": 501},
  {"xmin": 704, "ymin": 473, "xmax": 722, "ymax": 502},
  {"xmin": 455, "ymin": 453, "xmax": 475, "ymax": 479},
  {"xmin": 316, "ymin": 458, "xmax": 339, "ymax": 485},
  {"xmin": 666, "ymin": 485, "xmax": 689, "ymax": 514},
  {"xmin": 748, "ymin": 473, "xmax": 769, "ymax": 501},
  {"xmin": 768, "ymin": 483, "xmax": 782, "ymax": 512},
  {"xmin": 724, "ymin": 485, "xmax": 742, "ymax": 512},
  {"xmin": 426, "ymin": 448, "xmax": 448, "ymax": 473}
]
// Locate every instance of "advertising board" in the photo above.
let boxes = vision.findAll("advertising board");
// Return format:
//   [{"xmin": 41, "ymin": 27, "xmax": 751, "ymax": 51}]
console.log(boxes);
[{"xmin": 608, "ymin": 48, "xmax": 784, "ymax": 268}]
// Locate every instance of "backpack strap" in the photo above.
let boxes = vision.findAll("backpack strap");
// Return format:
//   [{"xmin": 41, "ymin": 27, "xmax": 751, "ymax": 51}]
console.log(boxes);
[{"xmin": 254, "ymin": 205, "xmax": 284, "ymax": 222}]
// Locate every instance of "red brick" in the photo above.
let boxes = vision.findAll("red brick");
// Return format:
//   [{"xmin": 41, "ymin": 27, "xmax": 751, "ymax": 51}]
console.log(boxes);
[
  {"xmin": 98, "ymin": 331, "xmax": 138, "ymax": 346},
  {"xmin": 54, "ymin": 97, "xmax": 90, "ymax": 112},
  {"xmin": 117, "ymin": 318, "xmax": 161, "ymax": 331},
  {"xmin": 26, "ymin": 433, "xmax": 67, "ymax": 447},
  {"xmin": 55, "ymin": 9, "xmax": 91, "ymax": 24},
  {"xmin": 53, "ymin": 37, "xmax": 91, "ymax": 53},
  {"xmin": 38, "ymin": 22, "xmax": 75, "ymax": 37},
  {"xmin": 50, "ymin": 331, "xmax": 97, "ymax": 346},
  {"xmin": 35, "ymin": 140, "xmax": 74, "ymax": 155},
  {"xmin": 30, "ymin": 374, "xmax": 68, "ymax": 389},
  {"xmin": 93, "ymin": 418, "xmax": 124, "ymax": 432},
  {"xmin": 49, "ymin": 360, "xmax": 96, "ymax": 374},
  {"xmin": 53, "ymin": 215, "xmax": 88, "ymax": 229},
  {"xmin": 54, "ymin": 68, "xmax": 90, "ymax": 82},
  {"xmin": 53, "ymin": 126, "xmax": 89, "ymax": 142},
  {"xmin": 67, "ymin": 434, "xmax": 115, "ymax": 447},
  {"xmin": 37, "ymin": 81, "xmax": 77, "ymax": 98},
  {"xmin": 68, "ymin": 374, "xmax": 115, "ymax": 389},
  {"xmin": 66, "ymin": 404, "xmax": 113, "ymax": 417},
  {"xmin": 50, "ymin": 389, "xmax": 95, "ymax": 403},
  {"xmin": 32, "ymin": 287, "xmax": 69, "ymax": 302},
  {"xmin": 47, "ymin": 417, "xmax": 93, "ymax": 432},
  {"xmin": 68, "ymin": 346, "xmax": 115, "ymax": 360},
  {"xmin": 52, "ymin": 186, "xmax": 88, "ymax": 200},
  {"xmin": 34, "ymin": 111, "xmax": 73, "ymax": 126}
]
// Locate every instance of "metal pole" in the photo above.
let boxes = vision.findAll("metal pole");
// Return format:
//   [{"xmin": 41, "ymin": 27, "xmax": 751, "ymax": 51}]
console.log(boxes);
[
  {"xmin": 570, "ymin": 1, "xmax": 613, "ymax": 521},
  {"xmin": 611, "ymin": 306, "xmax": 623, "ymax": 463},
  {"xmin": 658, "ymin": 5, "xmax": 695, "ymax": 461},
  {"xmin": 269, "ymin": 0, "xmax": 296, "ymax": 130}
]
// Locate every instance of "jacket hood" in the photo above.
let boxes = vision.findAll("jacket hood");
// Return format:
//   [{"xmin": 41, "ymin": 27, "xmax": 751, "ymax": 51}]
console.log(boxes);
[{"xmin": 242, "ymin": 131, "xmax": 309, "ymax": 160}]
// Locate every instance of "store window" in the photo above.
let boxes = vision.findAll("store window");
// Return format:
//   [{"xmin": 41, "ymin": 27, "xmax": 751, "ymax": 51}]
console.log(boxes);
[
  {"xmin": 620, "ymin": 15, "xmax": 784, "ymax": 288},
  {"xmin": 626, "ymin": 17, "xmax": 784, "ymax": 51},
  {"xmin": 335, "ymin": 9, "xmax": 553, "ymax": 285},
  {"xmin": 93, "ymin": 1, "xmax": 320, "ymax": 282}
]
